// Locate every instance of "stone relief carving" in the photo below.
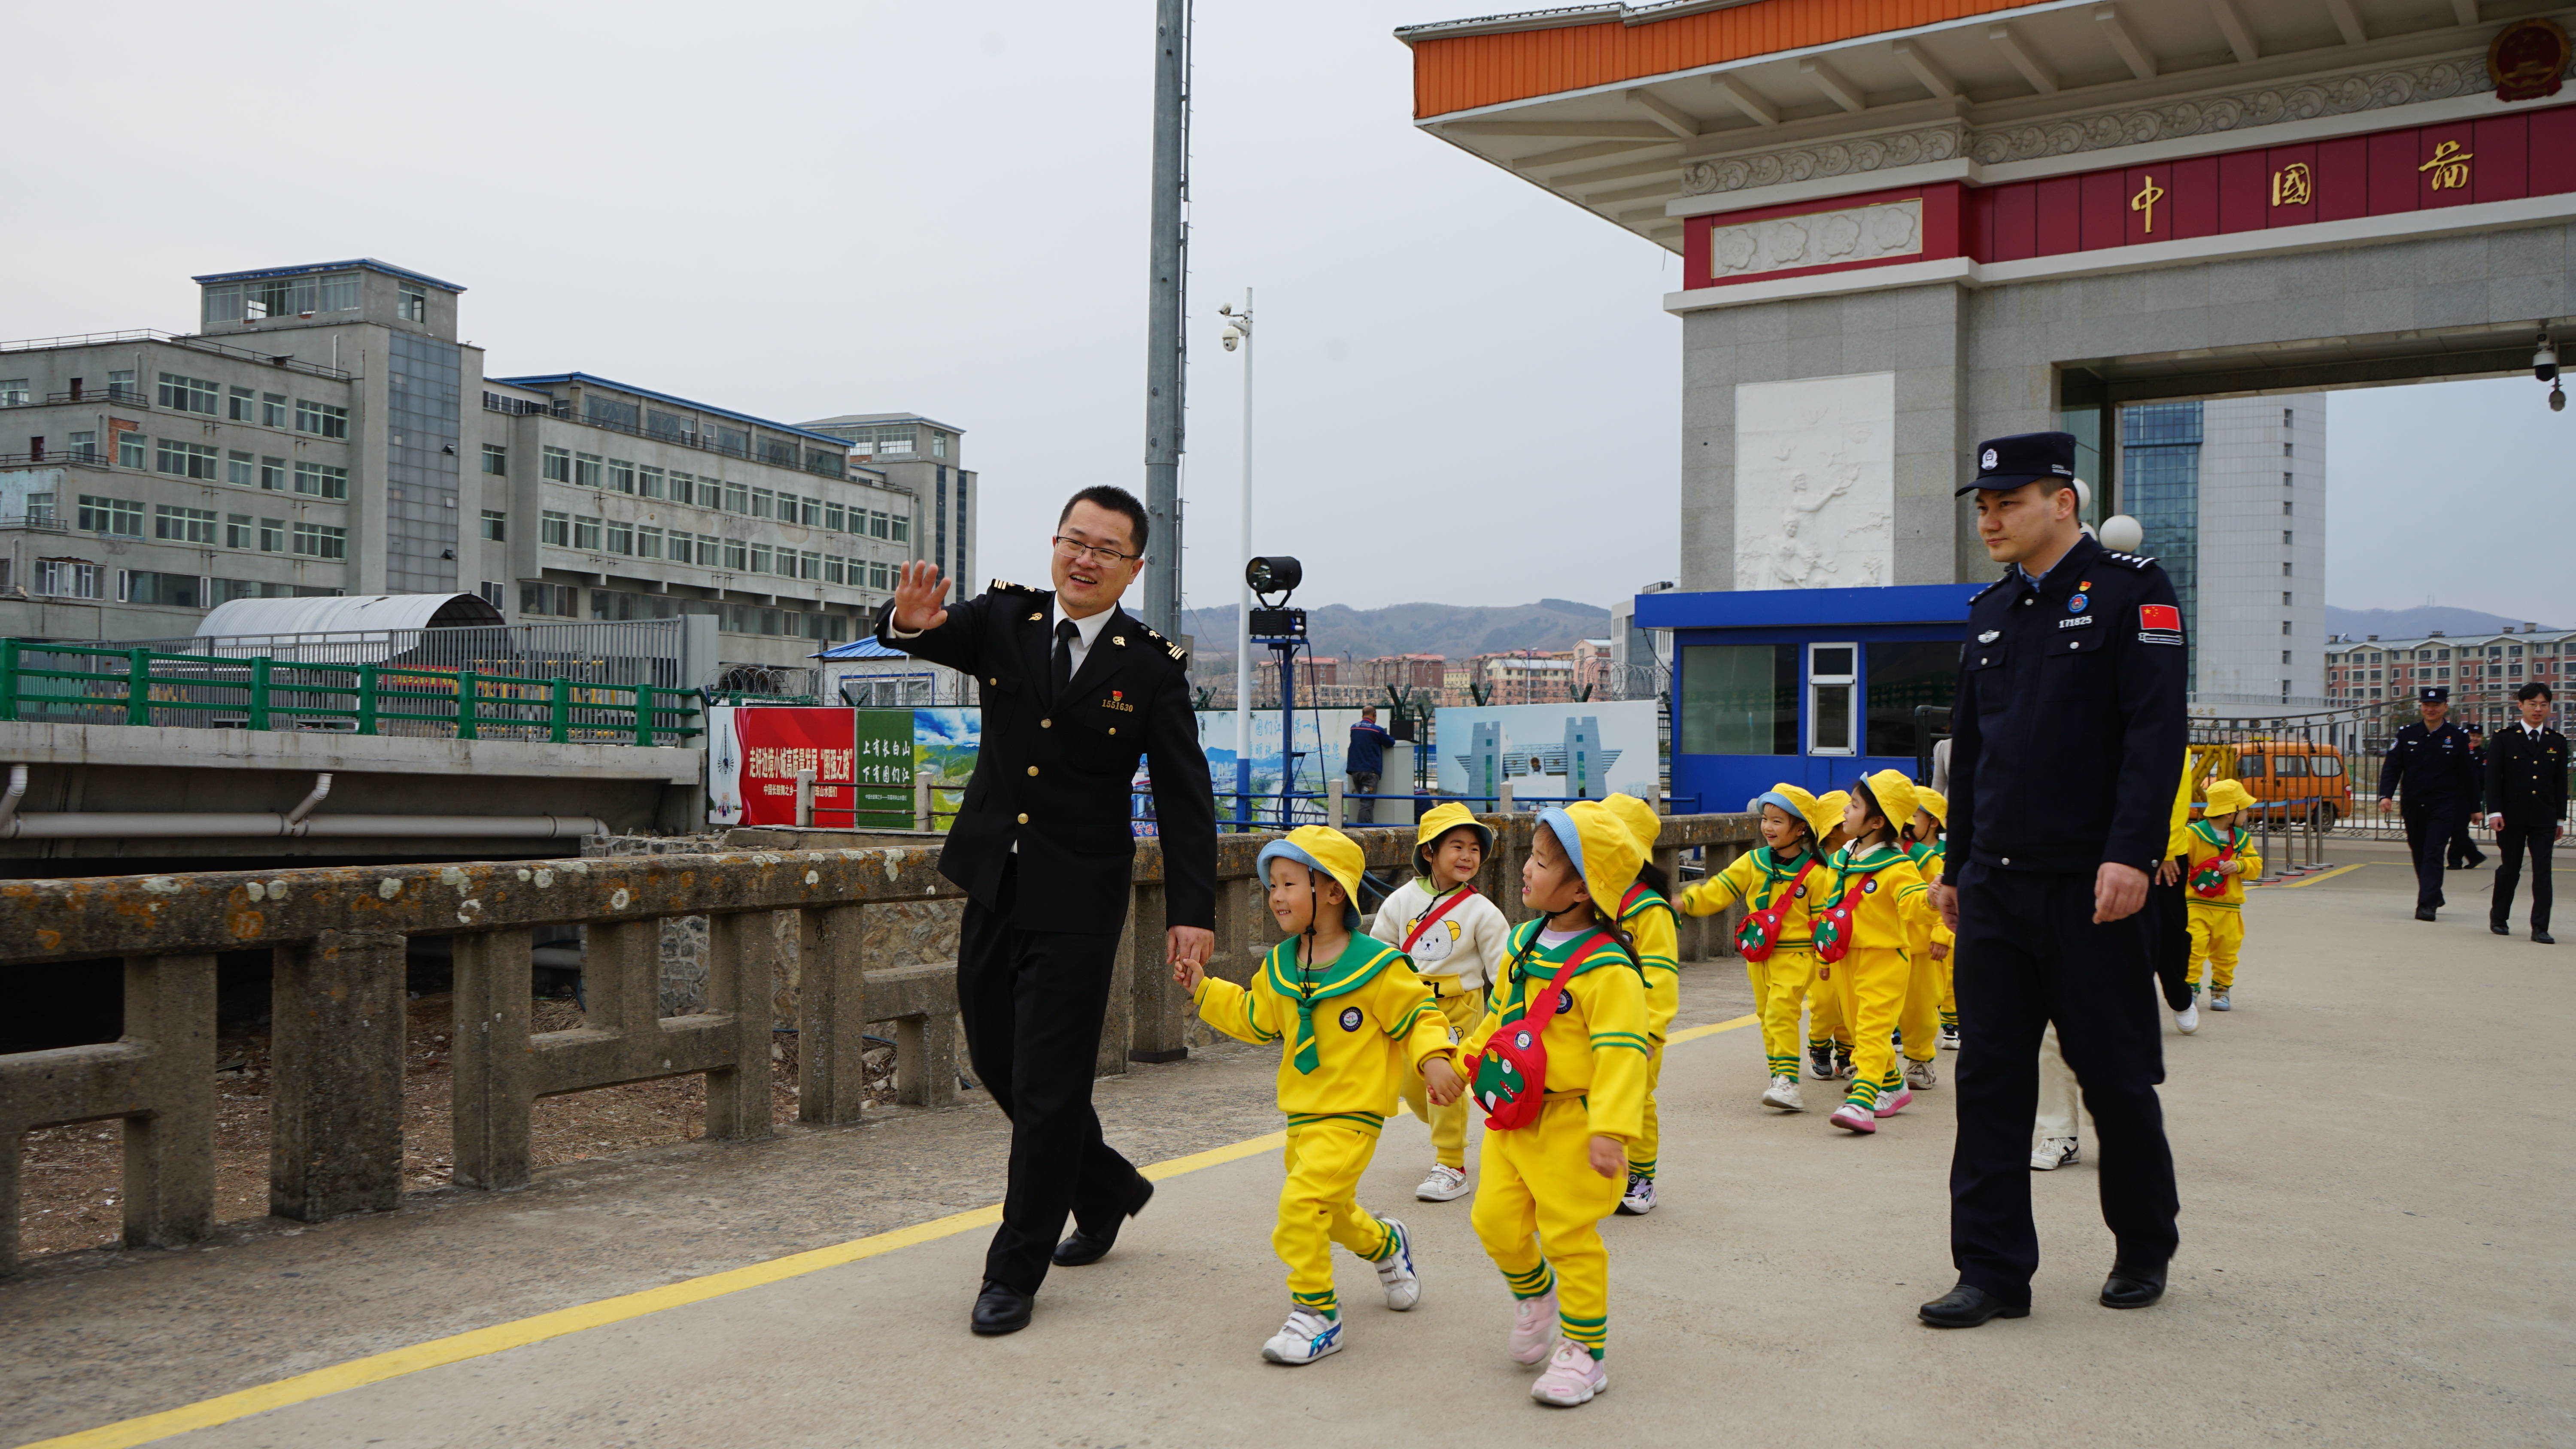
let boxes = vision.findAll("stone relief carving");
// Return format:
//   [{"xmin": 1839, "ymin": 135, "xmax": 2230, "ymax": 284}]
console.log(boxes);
[
  {"xmin": 1676, "ymin": 52, "xmax": 2559, "ymax": 197},
  {"xmin": 1733, "ymin": 375, "xmax": 1896, "ymax": 591},
  {"xmin": 1683, "ymin": 125, "xmax": 1961, "ymax": 195},
  {"xmin": 1709, "ymin": 198, "xmax": 1922, "ymax": 279},
  {"xmin": 1966, "ymin": 56, "xmax": 2486, "ymax": 164}
]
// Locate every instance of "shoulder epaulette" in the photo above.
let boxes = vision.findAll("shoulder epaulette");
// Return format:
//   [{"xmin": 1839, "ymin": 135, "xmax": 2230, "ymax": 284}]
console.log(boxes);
[
  {"xmin": 1969, "ymin": 575, "xmax": 2013, "ymax": 604},
  {"xmin": 2098, "ymin": 552, "xmax": 2157, "ymax": 570},
  {"xmin": 990, "ymin": 578, "xmax": 1041, "ymax": 597},
  {"xmin": 1131, "ymin": 620, "xmax": 1189, "ymax": 667}
]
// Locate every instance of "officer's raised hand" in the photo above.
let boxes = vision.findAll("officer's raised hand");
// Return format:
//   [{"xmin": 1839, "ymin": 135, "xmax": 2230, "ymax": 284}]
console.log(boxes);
[{"xmin": 890, "ymin": 558, "xmax": 952, "ymax": 634}]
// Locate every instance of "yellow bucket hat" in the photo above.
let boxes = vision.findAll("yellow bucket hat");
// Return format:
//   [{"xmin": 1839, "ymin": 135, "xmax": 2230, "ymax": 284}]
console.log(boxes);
[
  {"xmin": 1753, "ymin": 783, "xmax": 1837, "ymax": 846},
  {"xmin": 2202, "ymin": 779, "xmax": 2256, "ymax": 816},
  {"xmin": 1858, "ymin": 769, "xmax": 1920, "ymax": 835},
  {"xmin": 1535, "ymin": 800, "xmax": 1645, "ymax": 921},
  {"xmin": 1814, "ymin": 789, "xmax": 1852, "ymax": 842},
  {"xmin": 1603, "ymin": 793, "xmax": 1662, "ymax": 856},
  {"xmin": 1256, "ymin": 825, "xmax": 1367, "ymax": 929},
  {"xmin": 1914, "ymin": 788, "xmax": 1949, "ymax": 828},
  {"xmin": 1413, "ymin": 800, "xmax": 1495, "ymax": 876}
]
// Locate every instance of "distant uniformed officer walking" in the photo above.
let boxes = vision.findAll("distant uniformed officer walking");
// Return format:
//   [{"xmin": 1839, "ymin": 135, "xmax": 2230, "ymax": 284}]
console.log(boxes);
[
  {"xmin": 878, "ymin": 484, "xmax": 1218, "ymax": 1337},
  {"xmin": 2484, "ymin": 682, "xmax": 2565, "ymax": 944},
  {"xmin": 1920, "ymin": 432, "xmax": 2187, "ymax": 1329},
  {"xmin": 2377, "ymin": 686, "xmax": 2478, "ymax": 921}
]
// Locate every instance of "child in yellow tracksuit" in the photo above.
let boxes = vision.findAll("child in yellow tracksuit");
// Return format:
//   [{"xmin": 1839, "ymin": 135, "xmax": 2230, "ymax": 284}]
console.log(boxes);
[
  {"xmin": 1372, "ymin": 801, "xmax": 1512, "ymax": 1204},
  {"xmin": 1802, "ymin": 791, "xmax": 1857, "ymax": 1081},
  {"xmin": 1178, "ymin": 825, "xmax": 1464, "ymax": 1367},
  {"xmin": 1897, "ymin": 788, "xmax": 1953, "ymax": 1085},
  {"xmin": 1817, "ymin": 770, "xmax": 1932, "ymax": 1134},
  {"xmin": 1460, "ymin": 800, "xmax": 1649, "ymax": 1408},
  {"xmin": 2183, "ymin": 779, "xmax": 2262, "ymax": 1015},
  {"xmin": 1602, "ymin": 793, "xmax": 1677, "ymax": 1216},
  {"xmin": 1676, "ymin": 783, "xmax": 1839, "ymax": 1113}
]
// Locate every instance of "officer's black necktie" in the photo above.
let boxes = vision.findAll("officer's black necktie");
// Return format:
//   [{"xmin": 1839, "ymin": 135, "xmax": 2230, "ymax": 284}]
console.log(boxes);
[{"xmin": 1051, "ymin": 618, "xmax": 1078, "ymax": 700}]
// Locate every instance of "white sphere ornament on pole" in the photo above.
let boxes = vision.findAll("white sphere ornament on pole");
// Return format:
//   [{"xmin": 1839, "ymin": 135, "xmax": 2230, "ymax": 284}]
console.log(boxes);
[{"xmin": 2101, "ymin": 514, "xmax": 2145, "ymax": 553}]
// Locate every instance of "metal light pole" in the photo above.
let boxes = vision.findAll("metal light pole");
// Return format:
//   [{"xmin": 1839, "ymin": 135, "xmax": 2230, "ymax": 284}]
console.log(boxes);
[
  {"xmin": 1139, "ymin": 0, "xmax": 1190, "ymax": 641},
  {"xmin": 1221, "ymin": 292, "xmax": 1253, "ymax": 827}
]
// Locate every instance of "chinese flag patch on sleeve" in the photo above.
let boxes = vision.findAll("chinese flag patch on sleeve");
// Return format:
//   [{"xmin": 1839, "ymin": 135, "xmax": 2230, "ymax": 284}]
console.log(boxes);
[{"xmin": 2139, "ymin": 603, "xmax": 2183, "ymax": 645}]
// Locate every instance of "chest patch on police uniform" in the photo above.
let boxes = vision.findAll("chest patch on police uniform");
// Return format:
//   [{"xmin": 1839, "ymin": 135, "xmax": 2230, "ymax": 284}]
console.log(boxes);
[
  {"xmin": 1978, "ymin": 630, "xmax": 2000, "ymax": 644},
  {"xmin": 2068, "ymin": 593, "xmax": 2089, "ymax": 613},
  {"xmin": 1102, "ymin": 690, "xmax": 1134, "ymax": 712},
  {"xmin": 1338, "ymin": 1006, "xmax": 1364, "ymax": 1032},
  {"xmin": 2059, "ymin": 615, "xmax": 2096, "ymax": 629}
]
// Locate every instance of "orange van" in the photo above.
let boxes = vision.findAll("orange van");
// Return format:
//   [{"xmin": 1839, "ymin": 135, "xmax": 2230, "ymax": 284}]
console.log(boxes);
[{"xmin": 2224, "ymin": 740, "xmax": 2354, "ymax": 828}]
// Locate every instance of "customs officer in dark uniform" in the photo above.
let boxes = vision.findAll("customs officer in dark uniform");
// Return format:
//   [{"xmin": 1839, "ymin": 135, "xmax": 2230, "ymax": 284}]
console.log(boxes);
[
  {"xmin": 1920, "ymin": 433, "xmax": 2188, "ymax": 1328},
  {"xmin": 2377, "ymin": 686, "xmax": 2478, "ymax": 921},
  {"xmin": 2485, "ymin": 682, "xmax": 2565, "ymax": 943},
  {"xmin": 877, "ymin": 484, "xmax": 1216, "ymax": 1336}
]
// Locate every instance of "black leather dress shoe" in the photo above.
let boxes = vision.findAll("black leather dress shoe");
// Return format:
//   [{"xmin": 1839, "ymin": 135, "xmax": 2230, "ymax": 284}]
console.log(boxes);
[
  {"xmin": 2100, "ymin": 1261, "xmax": 2168, "ymax": 1309},
  {"xmin": 2492, "ymin": 920, "xmax": 2512, "ymax": 935},
  {"xmin": 2416, "ymin": 907, "xmax": 2438, "ymax": 922},
  {"xmin": 2536, "ymin": 930, "xmax": 2556, "ymax": 945},
  {"xmin": 970, "ymin": 1279, "xmax": 1034, "ymax": 1336},
  {"xmin": 1051, "ymin": 1175, "xmax": 1156, "ymax": 1266},
  {"xmin": 1917, "ymin": 1282, "xmax": 2029, "ymax": 1328}
]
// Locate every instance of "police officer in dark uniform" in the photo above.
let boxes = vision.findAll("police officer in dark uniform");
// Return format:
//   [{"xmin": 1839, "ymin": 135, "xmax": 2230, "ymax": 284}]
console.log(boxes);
[
  {"xmin": 1920, "ymin": 432, "xmax": 2187, "ymax": 1329},
  {"xmin": 2377, "ymin": 686, "xmax": 2478, "ymax": 921},
  {"xmin": 877, "ymin": 484, "xmax": 1217, "ymax": 1336},
  {"xmin": 2446, "ymin": 726, "xmax": 2489, "ymax": 869},
  {"xmin": 2484, "ymin": 682, "xmax": 2565, "ymax": 943}
]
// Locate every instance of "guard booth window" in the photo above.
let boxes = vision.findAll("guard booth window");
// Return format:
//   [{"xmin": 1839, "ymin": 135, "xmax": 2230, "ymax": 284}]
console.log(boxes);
[
  {"xmin": 1809, "ymin": 643, "xmax": 1857, "ymax": 755},
  {"xmin": 1678, "ymin": 643, "xmax": 1796, "ymax": 755},
  {"xmin": 1863, "ymin": 641, "xmax": 1959, "ymax": 758}
]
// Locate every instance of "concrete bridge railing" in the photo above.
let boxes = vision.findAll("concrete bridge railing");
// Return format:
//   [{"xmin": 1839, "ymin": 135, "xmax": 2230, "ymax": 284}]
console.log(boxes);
[{"xmin": 0, "ymin": 812, "xmax": 1756, "ymax": 1275}]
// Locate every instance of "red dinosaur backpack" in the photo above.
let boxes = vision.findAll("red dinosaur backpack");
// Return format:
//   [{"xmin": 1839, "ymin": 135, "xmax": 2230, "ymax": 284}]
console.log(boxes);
[
  {"xmin": 1735, "ymin": 858, "xmax": 1816, "ymax": 962},
  {"xmin": 1470, "ymin": 931, "xmax": 1616, "ymax": 1131}
]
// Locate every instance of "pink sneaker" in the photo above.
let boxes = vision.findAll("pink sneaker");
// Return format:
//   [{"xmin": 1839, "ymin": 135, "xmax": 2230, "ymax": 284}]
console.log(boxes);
[
  {"xmin": 1874, "ymin": 1084, "xmax": 1915, "ymax": 1118},
  {"xmin": 1509, "ymin": 1289, "xmax": 1560, "ymax": 1364},
  {"xmin": 1531, "ymin": 1337, "xmax": 1608, "ymax": 1406},
  {"xmin": 1829, "ymin": 1098, "xmax": 1877, "ymax": 1134}
]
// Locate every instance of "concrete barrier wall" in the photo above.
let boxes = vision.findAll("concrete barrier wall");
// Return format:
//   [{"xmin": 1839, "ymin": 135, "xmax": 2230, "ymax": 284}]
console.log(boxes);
[{"xmin": 0, "ymin": 812, "xmax": 1756, "ymax": 1273}]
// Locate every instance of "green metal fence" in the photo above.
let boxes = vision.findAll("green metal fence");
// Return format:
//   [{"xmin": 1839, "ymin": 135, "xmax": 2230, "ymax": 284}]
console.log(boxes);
[{"xmin": 0, "ymin": 640, "xmax": 700, "ymax": 746}]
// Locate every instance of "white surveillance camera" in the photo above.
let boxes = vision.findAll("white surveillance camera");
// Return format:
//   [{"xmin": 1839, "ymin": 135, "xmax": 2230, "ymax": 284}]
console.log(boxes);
[
  {"xmin": 1221, "ymin": 326, "xmax": 1242, "ymax": 352},
  {"xmin": 2537, "ymin": 333, "xmax": 2559, "ymax": 383}
]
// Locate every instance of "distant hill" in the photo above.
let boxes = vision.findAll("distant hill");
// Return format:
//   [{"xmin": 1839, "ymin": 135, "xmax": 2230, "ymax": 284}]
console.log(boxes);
[
  {"xmin": 2325, "ymin": 604, "xmax": 2559, "ymax": 640},
  {"xmin": 1180, "ymin": 599, "xmax": 1614, "ymax": 665}
]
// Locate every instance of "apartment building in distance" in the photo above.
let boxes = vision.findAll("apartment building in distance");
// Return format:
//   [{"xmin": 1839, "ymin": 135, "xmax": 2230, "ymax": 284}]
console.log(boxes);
[
  {"xmin": 797, "ymin": 414, "xmax": 973, "ymax": 590},
  {"xmin": 2324, "ymin": 625, "xmax": 2571, "ymax": 729},
  {"xmin": 0, "ymin": 258, "xmax": 958, "ymax": 671}
]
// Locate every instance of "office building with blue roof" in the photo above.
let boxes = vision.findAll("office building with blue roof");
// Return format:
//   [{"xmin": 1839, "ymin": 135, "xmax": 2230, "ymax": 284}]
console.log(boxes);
[{"xmin": 0, "ymin": 259, "xmax": 954, "ymax": 670}]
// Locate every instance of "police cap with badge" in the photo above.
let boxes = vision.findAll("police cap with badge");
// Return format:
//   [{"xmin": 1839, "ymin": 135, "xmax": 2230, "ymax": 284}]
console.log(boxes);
[
  {"xmin": 2419, "ymin": 687, "xmax": 2450, "ymax": 704},
  {"xmin": 1957, "ymin": 431, "xmax": 2080, "ymax": 495}
]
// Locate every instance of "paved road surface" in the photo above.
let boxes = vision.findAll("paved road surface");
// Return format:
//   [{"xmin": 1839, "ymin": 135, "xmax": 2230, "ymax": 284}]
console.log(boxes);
[{"xmin": 5, "ymin": 846, "xmax": 2568, "ymax": 1447}]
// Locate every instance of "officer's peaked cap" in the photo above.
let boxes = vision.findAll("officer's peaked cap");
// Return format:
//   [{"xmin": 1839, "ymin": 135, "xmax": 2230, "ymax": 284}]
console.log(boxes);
[
  {"xmin": 2418, "ymin": 686, "xmax": 2450, "ymax": 703},
  {"xmin": 1960, "ymin": 431, "xmax": 2080, "ymax": 497}
]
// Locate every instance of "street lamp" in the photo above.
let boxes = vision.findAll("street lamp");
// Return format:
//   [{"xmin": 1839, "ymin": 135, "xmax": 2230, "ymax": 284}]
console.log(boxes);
[{"xmin": 1219, "ymin": 291, "xmax": 1255, "ymax": 825}]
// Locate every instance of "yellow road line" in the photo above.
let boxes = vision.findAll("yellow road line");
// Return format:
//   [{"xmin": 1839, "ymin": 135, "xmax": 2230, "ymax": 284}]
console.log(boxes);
[
  {"xmin": 20, "ymin": 1012, "xmax": 1759, "ymax": 1449},
  {"xmin": 2257, "ymin": 861, "xmax": 2376, "ymax": 889}
]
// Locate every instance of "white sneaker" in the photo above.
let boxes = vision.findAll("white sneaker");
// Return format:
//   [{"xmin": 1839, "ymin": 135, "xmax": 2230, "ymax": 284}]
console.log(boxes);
[
  {"xmin": 1938, "ymin": 1026, "xmax": 1961, "ymax": 1052},
  {"xmin": 2030, "ymin": 1137, "xmax": 2079, "ymax": 1171},
  {"xmin": 1761, "ymin": 1073, "xmax": 1805, "ymax": 1112},
  {"xmin": 1414, "ymin": 1164, "xmax": 1470, "ymax": 1202},
  {"xmin": 1905, "ymin": 1057, "xmax": 1938, "ymax": 1090},
  {"xmin": 2175, "ymin": 1001, "xmax": 2200, "ymax": 1034},
  {"xmin": 1372, "ymin": 1217, "xmax": 1421, "ymax": 1311},
  {"xmin": 1616, "ymin": 1173, "xmax": 1656, "ymax": 1216},
  {"xmin": 1509, "ymin": 1288, "xmax": 1560, "ymax": 1364},
  {"xmin": 1261, "ymin": 1306, "xmax": 1343, "ymax": 1364},
  {"xmin": 1874, "ymin": 1083, "xmax": 1915, "ymax": 1118},
  {"xmin": 1531, "ymin": 1337, "xmax": 1608, "ymax": 1407},
  {"xmin": 2210, "ymin": 991, "xmax": 2232, "ymax": 1012}
]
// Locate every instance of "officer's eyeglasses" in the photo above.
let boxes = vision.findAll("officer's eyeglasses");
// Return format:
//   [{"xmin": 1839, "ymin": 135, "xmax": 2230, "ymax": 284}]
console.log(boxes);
[{"xmin": 1053, "ymin": 535, "xmax": 1141, "ymax": 566}]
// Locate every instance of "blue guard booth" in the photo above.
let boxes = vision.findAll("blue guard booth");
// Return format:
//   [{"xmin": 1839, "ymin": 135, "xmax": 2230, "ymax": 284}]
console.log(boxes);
[{"xmin": 1639, "ymin": 583, "xmax": 1984, "ymax": 815}]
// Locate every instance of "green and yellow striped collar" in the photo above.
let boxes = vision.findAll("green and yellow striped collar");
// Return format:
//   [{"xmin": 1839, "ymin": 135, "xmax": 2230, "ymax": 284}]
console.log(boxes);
[{"xmin": 1264, "ymin": 935, "xmax": 1404, "ymax": 1005}]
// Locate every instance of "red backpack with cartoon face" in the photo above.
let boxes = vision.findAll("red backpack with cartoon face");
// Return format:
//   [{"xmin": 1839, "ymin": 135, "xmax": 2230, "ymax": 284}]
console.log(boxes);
[
  {"xmin": 1470, "ymin": 931, "xmax": 1614, "ymax": 1131},
  {"xmin": 1735, "ymin": 858, "xmax": 1817, "ymax": 962}
]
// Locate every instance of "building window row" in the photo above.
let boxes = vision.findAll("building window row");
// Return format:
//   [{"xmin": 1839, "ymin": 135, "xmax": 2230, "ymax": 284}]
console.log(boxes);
[{"xmin": 541, "ymin": 454, "xmax": 904, "ymax": 539}]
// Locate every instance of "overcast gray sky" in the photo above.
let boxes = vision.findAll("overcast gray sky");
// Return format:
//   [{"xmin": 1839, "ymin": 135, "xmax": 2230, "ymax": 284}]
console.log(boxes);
[{"xmin": 3, "ymin": 0, "xmax": 2561, "ymax": 623}]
